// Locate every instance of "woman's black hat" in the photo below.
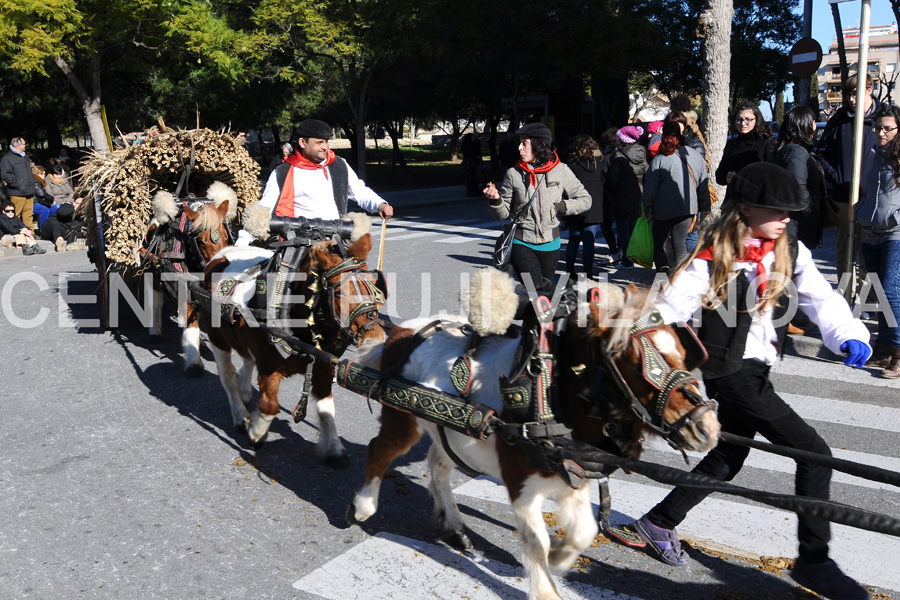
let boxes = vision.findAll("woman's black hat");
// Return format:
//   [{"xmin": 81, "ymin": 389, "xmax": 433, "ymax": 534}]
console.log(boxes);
[
  {"xmin": 725, "ymin": 162, "xmax": 807, "ymax": 212},
  {"xmin": 513, "ymin": 123, "xmax": 552, "ymax": 143}
]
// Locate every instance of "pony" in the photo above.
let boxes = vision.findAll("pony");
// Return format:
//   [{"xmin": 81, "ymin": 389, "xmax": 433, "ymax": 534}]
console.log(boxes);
[
  {"xmin": 191, "ymin": 212, "xmax": 385, "ymax": 467},
  {"xmin": 143, "ymin": 182, "xmax": 237, "ymax": 377},
  {"xmin": 346, "ymin": 269, "xmax": 720, "ymax": 600}
]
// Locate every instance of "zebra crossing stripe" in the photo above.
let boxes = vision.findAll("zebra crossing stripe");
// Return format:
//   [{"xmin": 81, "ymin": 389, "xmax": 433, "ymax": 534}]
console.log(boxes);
[
  {"xmin": 292, "ymin": 531, "xmax": 646, "ymax": 600},
  {"xmin": 781, "ymin": 393, "xmax": 900, "ymax": 432},
  {"xmin": 386, "ymin": 221, "xmax": 500, "ymax": 242},
  {"xmin": 453, "ymin": 476, "xmax": 900, "ymax": 592}
]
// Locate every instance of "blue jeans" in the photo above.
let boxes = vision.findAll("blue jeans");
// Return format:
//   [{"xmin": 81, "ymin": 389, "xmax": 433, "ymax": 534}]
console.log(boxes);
[
  {"xmin": 565, "ymin": 223, "xmax": 602, "ymax": 276},
  {"xmin": 615, "ymin": 219, "xmax": 637, "ymax": 267},
  {"xmin": 685, "ymin": 230, "xmax": 699, "ymax": 253},
  {"xmin": 33, "ymin": 203, "xmax": 59, "ymax": 230},
  {"xmin": 862, "ymin": 240, "xmax": 900, "ymax": 348}
]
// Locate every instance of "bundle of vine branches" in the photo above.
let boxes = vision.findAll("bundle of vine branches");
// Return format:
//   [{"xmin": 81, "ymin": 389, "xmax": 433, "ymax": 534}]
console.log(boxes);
[{"xmin": 78, "ymin": 128, "xmax": 261, "ymax": 267}]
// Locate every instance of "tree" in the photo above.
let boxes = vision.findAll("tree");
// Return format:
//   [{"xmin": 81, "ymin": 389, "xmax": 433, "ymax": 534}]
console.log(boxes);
[
  {"xmin": 699, "ymin": 0, "xmax": 733, "ymax": 206},
  {"xmin": 0, "ymin": 0, "xmax": 170, "ymax": 152},
  {"xmin": 253, "ymin": 0, "xmax": 427, "ymax": 179}
]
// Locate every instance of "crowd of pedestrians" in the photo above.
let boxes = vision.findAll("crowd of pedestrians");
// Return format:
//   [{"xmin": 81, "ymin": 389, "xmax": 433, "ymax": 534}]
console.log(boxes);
[
  {"xmin": 479, "ymin": 74, "xmax": 896, "ymax": 600},
  {"xmin": 0, "ymin": 138, "xmax": 85, "ymax": 255}
]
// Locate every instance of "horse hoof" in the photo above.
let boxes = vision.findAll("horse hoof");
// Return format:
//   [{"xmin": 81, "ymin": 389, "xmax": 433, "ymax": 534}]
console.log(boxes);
[
  {"xmin": 250, "ymin": 433, "xmax": 268, "ymax": 449},
  {"xmin": 235, "ymin": 422, "xmax": 248, "ymax": 434},
  {"xmin": 441, "ymin": 530, "xmax": 472, "ymax": 551},
  {"xmin": 184, "ymin": 364, "xmax": 204, "ymax": 378},
  {"xmin": 346, "ymin": 505, "xmax": 362, "ymax": 526},
  {"xmin": 325, "ymin": 453, "xmax": 351, "ymax": 470}
]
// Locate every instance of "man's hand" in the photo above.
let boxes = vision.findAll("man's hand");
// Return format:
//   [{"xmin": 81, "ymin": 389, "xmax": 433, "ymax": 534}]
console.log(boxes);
[
  {"xmin": 19, "ymin": 227, "xmax": 34, "ymax": 239},
  {"xmin": 378, "ymin": 202, "xmax": 393, "ymax": 220}
]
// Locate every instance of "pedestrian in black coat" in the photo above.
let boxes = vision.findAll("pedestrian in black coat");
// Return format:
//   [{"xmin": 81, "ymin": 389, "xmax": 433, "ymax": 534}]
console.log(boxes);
[{"xmin": 715, "ymin": 101, "xmax": 775, "ymax": 186}]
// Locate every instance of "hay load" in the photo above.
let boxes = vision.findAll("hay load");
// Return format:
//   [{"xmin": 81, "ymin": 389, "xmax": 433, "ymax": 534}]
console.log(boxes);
[{"xmin": 79, "ymin": 128, "xmax": 261, "ymax": 267}]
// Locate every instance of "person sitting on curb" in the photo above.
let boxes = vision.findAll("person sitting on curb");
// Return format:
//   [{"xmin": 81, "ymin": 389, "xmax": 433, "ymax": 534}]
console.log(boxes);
[
  {"xmin": 0, "ymin": 200, "xmax": 46, "ymax": 255},
  {"xmin": 617, "ymin": 163, "xmax": 872, "ymax": 600}
]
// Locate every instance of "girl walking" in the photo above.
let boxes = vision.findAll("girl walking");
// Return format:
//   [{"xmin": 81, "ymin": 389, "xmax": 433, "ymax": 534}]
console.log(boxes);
[{"xmin": 628, "ymin": 162, "xmax": 872, "ymax": 600}]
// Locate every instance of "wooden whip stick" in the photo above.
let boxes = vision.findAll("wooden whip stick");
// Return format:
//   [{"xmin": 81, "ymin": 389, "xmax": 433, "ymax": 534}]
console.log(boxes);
[{"xmin": 377, "ymin": 218, "xmax": 387, "ymax": 271}]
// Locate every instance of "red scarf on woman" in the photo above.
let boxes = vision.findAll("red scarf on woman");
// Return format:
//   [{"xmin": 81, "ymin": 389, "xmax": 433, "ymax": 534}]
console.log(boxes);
[
  {"xmin": 696, "ymin": 238, "xmax": 776, "ymax": 297},
  {"xmin": 275, "ymin": 149, "xmax": 337, "ymax": 217},
  {"xmin": 517, "ymin": 151, "xmax": 560, "ymax": 189}
]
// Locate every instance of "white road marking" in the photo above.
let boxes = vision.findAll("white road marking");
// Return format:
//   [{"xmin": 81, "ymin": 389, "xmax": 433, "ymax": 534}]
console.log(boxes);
[
  {"xmin": 386, "ymin": 221, "xmax": 500, "ymax": 241},
  {"xmin": 453, "ymin": 477, "xmax": 900, "ymax": 592},
  {"xmin": 780, "ymin": 393, "xmax": 900, "ymax": 432},
  {"xmin": 293, "ymin": 531, "xmax": 646, "ymax": 600},
  {"xmin": 641, "ymin": 436, "xmax": 900, "ymax": 492}
]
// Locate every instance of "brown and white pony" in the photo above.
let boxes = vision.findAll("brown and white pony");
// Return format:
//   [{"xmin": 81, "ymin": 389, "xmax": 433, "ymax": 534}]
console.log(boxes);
[
  {"xmin": 193, "ymin": 214, "xmax": 385, "ymax": 467},
  {"xmin": 347, "ymin": 269, "xmax": 720, "ymax": 600},
  {"xmin": 144, "ymin": 183, "xmax": 237, "ymax": 376}
]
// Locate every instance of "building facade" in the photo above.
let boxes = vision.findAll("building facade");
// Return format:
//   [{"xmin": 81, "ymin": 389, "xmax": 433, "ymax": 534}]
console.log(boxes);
[{"xmin": 818, "ymin": 23, "xmax": 900, "ymax": 113}]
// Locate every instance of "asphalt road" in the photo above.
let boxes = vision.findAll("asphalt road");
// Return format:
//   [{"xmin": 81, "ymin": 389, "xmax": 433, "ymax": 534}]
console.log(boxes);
[{"xmin": 0, "ymin": 198, "xmax": 897, "ymax": 600}]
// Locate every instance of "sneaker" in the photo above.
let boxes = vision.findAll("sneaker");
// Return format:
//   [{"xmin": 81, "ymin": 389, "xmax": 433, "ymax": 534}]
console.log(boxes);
[
  {"xmin": 55, "ymin": 237, "xmax": 66, "ymax": 252},
  {"xmin": 66, "ymin": 240, "xmax": 86, "ymax": 251},
  {"xmin": 633, "ymin": 515, "xmax": 690, "ymax": 566},
  {"xmin": 21, "ymin": 245, "xmax": 34, "ymax": 256},
  {"xmin": 599, "ymin": 250, "xmax": 622, "ymax": 266},
  {"xmin": 32, "ymin": 244, "xmax": 47, "ymax": 254},
  {"xmin": 790, "ymin": 557, "xmax": 869, "ymax": 600}
]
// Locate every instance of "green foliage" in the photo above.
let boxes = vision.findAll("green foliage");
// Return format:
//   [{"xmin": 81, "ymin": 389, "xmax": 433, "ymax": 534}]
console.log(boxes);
[{"xmin": 0, "ymin": 0, "xmax": 81, "ymax": 74}]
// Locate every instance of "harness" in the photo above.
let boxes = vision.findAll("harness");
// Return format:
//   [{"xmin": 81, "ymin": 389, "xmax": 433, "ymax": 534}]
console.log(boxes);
[{"xmin": 338, "ymin": 286, "xmax": 714, "ymax": 490}]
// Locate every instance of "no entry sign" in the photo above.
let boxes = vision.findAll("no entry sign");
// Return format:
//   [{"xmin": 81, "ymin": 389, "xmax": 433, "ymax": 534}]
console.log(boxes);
[{"xmin": 789, "ymin": 38, "xmax": 824, "ymax": 78}]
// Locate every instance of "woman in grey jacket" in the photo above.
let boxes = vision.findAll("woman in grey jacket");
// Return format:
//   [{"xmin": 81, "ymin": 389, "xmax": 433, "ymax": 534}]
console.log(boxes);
[
  {"xmin": 858, "ymin": 104, "xmax": 900, "ymax": 377},
  {"xmin": 485, "ymin": 123, "xmax": 591, "ymax": 292},
  {"xmin": 643, "ymin": 121, "xmax": 710, "ymax": 273}
]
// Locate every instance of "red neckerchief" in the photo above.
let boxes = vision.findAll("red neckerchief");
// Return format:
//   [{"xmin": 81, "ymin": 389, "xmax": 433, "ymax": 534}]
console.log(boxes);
[
  {"xmin": 517, "ymin": 151, "xmax": 560, "ymax": 189},
  {"xmin": 695, "ymin": 238, "xmax": 776, "ymax": 297},
  {"xmin": 275, "ymin": 150, "xmax": 337, "ymax": 217}
]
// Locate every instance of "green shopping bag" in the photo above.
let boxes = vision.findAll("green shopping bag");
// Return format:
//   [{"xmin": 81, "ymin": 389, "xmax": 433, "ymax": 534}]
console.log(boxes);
[{"xmin": 626, "ymin": 207, "xmax": 653, "ymax": 269}]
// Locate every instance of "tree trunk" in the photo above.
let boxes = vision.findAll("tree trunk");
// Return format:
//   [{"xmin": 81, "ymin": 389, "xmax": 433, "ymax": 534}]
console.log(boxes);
[
  {"xmin": 448, "ymin": 119, "xmax": 463, "ymax": 162},
  {"xmin": 699, "ymin": 0, "xmax": 733, "ymax": 210},
  {"xmin": 53, "ymin": 54, "xmax": 108, "ymax": 153}
]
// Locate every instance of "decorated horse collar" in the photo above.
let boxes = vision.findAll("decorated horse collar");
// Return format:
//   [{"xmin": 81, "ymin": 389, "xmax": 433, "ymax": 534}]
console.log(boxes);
[{"xmin": 323, "ymin": 257, "xmax": 367, "ymax": 280}]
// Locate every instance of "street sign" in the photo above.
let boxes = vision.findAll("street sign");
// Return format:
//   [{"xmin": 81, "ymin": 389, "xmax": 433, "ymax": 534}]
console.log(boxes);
[{"xmin": 788, "ymin": 37, "xmax": 824, "ymax": 78}]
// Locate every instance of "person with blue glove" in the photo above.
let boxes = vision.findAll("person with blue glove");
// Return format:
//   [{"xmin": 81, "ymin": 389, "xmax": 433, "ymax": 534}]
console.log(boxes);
[{"xmin": 615, "ymin": 163, "xmax": 871, "ymax": 600}]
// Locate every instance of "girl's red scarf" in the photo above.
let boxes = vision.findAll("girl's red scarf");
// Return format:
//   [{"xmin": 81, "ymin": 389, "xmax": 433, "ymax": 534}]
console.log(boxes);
[
  {"xmin": 696, "ymin": 238, "xmax": 776, "ymax": 296},
  {"xmin": 275, "ymin": 150, "xmax": 337, "ymax": 217},
  {"xmin": 517, "ymin": 152, "xmax": 560, "ymax": 189}
]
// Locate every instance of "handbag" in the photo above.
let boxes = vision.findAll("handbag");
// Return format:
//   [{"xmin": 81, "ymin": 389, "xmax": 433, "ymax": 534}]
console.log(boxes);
[
  {"xmin": 626, "ymin": 204, "xmax": 654, "ymax": 269},
  {"xmin": 821, "ymin": 195, "xmax": 840, "ymax": 229},
  {"xmin": 492, "ymin": 174, "xmax": 545, "ymax": 269}
]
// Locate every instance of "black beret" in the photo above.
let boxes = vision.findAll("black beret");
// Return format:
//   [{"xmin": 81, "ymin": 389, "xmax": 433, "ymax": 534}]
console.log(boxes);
[
  {"xmin": 296, "ymin": 119, "xmax": 334, "ymax": 139},
  {"xmin": 56, "ymin": 203, "xmax": 75, "ymax": 219},
  {"xmin": 725, "ymin": 162, "xmax": 807, "ymax": 212},
  {"xmin": 513, "ymin": 122, "xmax": 552, "ymax": 143}
]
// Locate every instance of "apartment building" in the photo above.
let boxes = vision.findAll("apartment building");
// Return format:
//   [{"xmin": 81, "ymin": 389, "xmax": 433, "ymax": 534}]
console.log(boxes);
[{"xmin": 818, "ymin": 23, "xmax": 900, "ymax": 112}]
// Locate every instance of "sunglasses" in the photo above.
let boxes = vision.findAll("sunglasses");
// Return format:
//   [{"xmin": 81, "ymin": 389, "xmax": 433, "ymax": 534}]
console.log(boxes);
[
  {"xmin": 873, "ymin": 126, "xmax": 898, "ymax": 133},
  {"xmin": 2, "ymin": 209, "xmax": 15, "ymax": 214},
  {"xmin": 735, "ymin": 117, "xmax": 756, "ymax": 124}
]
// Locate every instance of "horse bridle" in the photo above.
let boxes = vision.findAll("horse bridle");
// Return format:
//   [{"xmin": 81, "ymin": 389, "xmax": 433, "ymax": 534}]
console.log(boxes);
[
  {"xmin": 594, "ymin": 309, "xmax": 714, "ymax": 451},
  {"xmin": 316, "ymin": 256, "xmax": 387, "ymax": 346}
]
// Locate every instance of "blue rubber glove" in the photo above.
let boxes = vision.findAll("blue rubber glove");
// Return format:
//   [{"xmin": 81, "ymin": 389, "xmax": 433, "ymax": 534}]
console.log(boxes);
[{"xmin": 840, "ymin": 340, "xmax": 872, "ymax": 368}]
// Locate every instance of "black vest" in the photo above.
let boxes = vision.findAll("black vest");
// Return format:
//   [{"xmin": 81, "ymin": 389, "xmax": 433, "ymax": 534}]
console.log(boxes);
[
  {"xmin": 696, "ymin": 237, "xmax": 799, "ymax": 379},
  {"xmin": 272, "ymin": 158, "xmax": 350, "ymax": 217}
]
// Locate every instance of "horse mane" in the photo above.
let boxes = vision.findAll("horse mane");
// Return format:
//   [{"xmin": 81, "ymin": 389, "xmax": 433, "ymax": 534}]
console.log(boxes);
[
  {"xmin": 585, "ymin": 282, "xmax": 651, "ymax": 356},
  {"xmin": 189, "ymin": 202, "xmax": 227, "ymax": 233}
]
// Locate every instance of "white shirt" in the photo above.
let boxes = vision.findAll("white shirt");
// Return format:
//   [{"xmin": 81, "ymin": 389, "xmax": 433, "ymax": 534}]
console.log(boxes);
[
  {"xmin": 236, "ymin": 157, "xmax": 386, "ymax": 246},
  {"xmin": 655, "ymin": 241, "xmax": 869, "ymax": 365}
]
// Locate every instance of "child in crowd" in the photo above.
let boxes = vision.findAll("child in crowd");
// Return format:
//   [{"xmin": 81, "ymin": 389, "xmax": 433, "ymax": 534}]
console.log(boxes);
[{"xmin": 625, "ymin": 162, "xmax": 872, "ymax": 600}]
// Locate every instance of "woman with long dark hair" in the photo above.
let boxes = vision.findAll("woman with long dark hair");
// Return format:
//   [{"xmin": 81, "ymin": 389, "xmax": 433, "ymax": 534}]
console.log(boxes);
[
  {"xmin": 715, "ymin": 100, "xmax": 775, "ymax": 186},
  {"xmin": 643, "ymin": 120, "xmax": 710, "ymax": 272},
  {"xmin": 775, "ymin": 105, "xmax": 827, "ymax": 249},
  {"xmin": 858, "ymin": 103, "xmax": 900, "ymax": 377},
  {"xmin": 564, "ymin": 134, "xmax": 606, "ymax": 279},
  {"xmin": 484, "ymin": 123, "xmax": 591, "ymax": 291}
]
